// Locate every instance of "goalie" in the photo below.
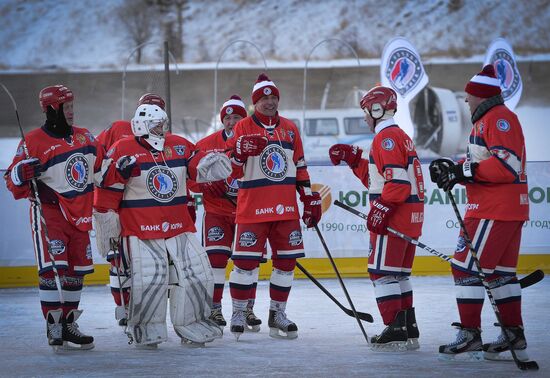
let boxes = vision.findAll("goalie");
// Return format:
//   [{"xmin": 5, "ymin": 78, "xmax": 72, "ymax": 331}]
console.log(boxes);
[{"xmin": 94, "ymin": 103, "xmax": 230, "ymax": 348}]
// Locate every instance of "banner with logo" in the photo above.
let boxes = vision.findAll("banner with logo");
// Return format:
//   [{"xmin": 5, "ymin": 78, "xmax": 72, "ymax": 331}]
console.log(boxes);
[
  {"xmin": 380, "ymin": 37, "xmax": 429, "ymax": 139},
  {"xmin": 484, "ymin": 37, "xmax": 523, "ymax": 110},
  {"xmin": 1, "ymin": 162, "xmax": 549, "ymax": 266}
]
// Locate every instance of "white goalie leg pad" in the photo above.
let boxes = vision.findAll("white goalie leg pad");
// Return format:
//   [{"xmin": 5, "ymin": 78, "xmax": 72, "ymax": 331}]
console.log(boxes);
[
  {"xmin": 167, "ymin": 233, "xmax": 222, "ymax": 344},
  {"xmin": 92, "ymin": 210, "xmax": 121, "ymax": 258},
  {"xmin": 127, "ymin": 236, "xmax": 169, "ymax": 346},
  {"xmin": 195, "ymin": 152, "xmax": 232, "ymax": 183}
]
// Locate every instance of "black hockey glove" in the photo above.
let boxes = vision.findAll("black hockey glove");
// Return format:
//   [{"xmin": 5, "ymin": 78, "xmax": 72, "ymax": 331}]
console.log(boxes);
[
  {"xmin": 116, "ymin": 155, "xmax": 141, "ymax": 180},
  {"xmin": 428, "ymin": 158, "xmax": 455, "ymax": 183},
  {"xmin": 437, "ymin": 161, "xmax": 478, "ymax": 192}
]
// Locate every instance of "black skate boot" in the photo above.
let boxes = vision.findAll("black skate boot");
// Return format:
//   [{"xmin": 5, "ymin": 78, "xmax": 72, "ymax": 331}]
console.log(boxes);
[
  {"xmin": 268, "ymin": 301, "xmax": 297, "ymax": 339},
  {"xmin": 230, "ymin": 310, "xmax": 245, "ymax": 341},
  {"xmin": 46, "ymin": 309, "xmax": 63, "ymax": 350},
  {"xmin": 245, "ymin": 307, "xmax": 262, "ymax": 332},
  {"xmin": 370, "ymin": 310, "xmax": 408, "ymax": 351},
  {"xmin": 406, "ymin": 307, "xmax": 420, "ymax": 350},
  {"xmin": 482, "ymin": 324, "xmax": 529, "ymax": 362},
  {"xmin": 62, "ymin": 309, "xmax": 94, "ymax": 350},
  {"xmin": 209, "ymin": 306, "xmax": 227, "ymax": 327},
  {"xmin": 438, "ymin": 322, "xmax": 482, "ymax": 361}
]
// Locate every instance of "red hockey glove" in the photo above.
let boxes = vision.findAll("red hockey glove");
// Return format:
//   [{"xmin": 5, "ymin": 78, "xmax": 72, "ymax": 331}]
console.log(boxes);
[
  {"xmin": 366, "ymin": 198, "xmax": 395, "ymax": 235},
  {"xmin": 300, "ymin": 191, "xmax": 322, "ymax": 228},
  {"xmin": 199, "ymin": 180, "xmax": 226, "ymax": 198},
  {"xmin": 11, "ymin": 158, "xmax": 42, "ymax": 186},
  {"xmin": 187, "ymin": 196, "xmax": 196, "ymax": 223},
  {"xmin": 328, "ymin": 144, "xmax": 362, "ymax": 168},
  {"xmin": 233, "ymin": 135, "xmax": 268, "ymax": 163},
  {"xmin": 116, "ymin": 155, "xmax": 141, "ymax": 180}
]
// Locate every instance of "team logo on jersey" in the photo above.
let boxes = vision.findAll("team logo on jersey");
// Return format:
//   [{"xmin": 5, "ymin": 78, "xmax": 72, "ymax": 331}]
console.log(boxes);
[
  {"xmin": 263, "ymin": 87, "xmax": 272, "ymax": 95},
  {"xmin": 50, "ymin": 240, "xmax": 66, "ymax": 255},
  {"xmin": 65, "ymin": 154, "xmax": 89, "ymax": 191},
  {"xmin": 491, "ymin": 49, "xmax": 521, "ymax": 101},
  {"xmin": 381, "ymin": 138, "xmax": 395, "ymax": 151},
  {"xmin": 174, "ymin": 145, "xmax": 186, "ymax": 156},
  {"xmin": 207, "ymin": 226, "xmax": 225, "ymax": 242},
  {"xmin": 455, "ymin": 236, "xmax": 467, "ymax": 253},
  {"xmin": 260, "ymin": 144, "xmax": 288, "ymax": 181},
  {"xmin": 226, "ymin": 176, "xmax": 239, "ymax": 197},
  {"xmin": 239, "ymin": 231, "xmax": 257, "ymax": 248},
  {"xmin": 85, "ymin": 132, "xmax": 96, "ymax": 142},
  {"xmin": 288, "ymin": 230, "xmax": 303, "ymax": 247},
  {"xmin": 164, "ymin": 146, "xmax": 173, "ymax": 158},
  {"xmin": 496, "ymin": 119, "xmax": 510, "ymax": 132},
  {"xmin": 287, "ymin": 130, "xmax": 295, "ymax": 142},
  {"xmin": 146, "ymin": 166, "xmax": 178, "ymax": 202},
  {"xmin": 75, "ymin": 133, "xmax": 86, "ymax": 145},
  {"xmin": 403, "ymin": 139, "xmax": 414, "ymax": 151},
  {"xmin": 385, "ymin": 48, "xmax": 423, "ymax": 96}
]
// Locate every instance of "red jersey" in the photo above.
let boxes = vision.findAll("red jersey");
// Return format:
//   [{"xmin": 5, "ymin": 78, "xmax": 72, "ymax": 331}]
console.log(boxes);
[
  {"xmin": 5, "ymin": 126, "xmax": 104, "ymax": 232},
  {"xmin": 465, "ymin": 104, "xmax": 529, "ymax": 221},
  {"xmin": 352, "ymin": 118, "xmax": 424, "ymax": 237},
  {"xmin": 227, "ymin": 113, "xmax": 310, "ymax": 224},
  {"xmin": 99, "ymin": 135, "xmax": 200, "ymax": 239},
  {"xmin": 94, "ymin": 120, "xmax": 134, "ymax": 210},
  {"xmin": 194, "ymin": 129, "xmax": 237, "ymax": 217}
]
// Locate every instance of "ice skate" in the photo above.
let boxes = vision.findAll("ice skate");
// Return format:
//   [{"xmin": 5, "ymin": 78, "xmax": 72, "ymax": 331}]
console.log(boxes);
[
  {"xmin": 209, "ymin": 307, "xmax": 227, "ymax": 327},
  {"xmin": 268, "ymin": 302, "xmax": 297, "ymax": 340},
  {"xmin": 61, "ymin": 309, "xmax": 95, "ymax": 350},
  {"xmin": 245, "ymin": 307, "xmax": 262, "ymax": 332},
  {"xmin": 438, "ymin": 322, "xmax": 483, "ymax": 361},
  {"xmin": 46, "ymin": 309, "xmax": 63, "ymax": 351},
  {"xmin": 230, "ymin": 310, "xmax": 245, "ymax": 340},
  {"xmin": 405, "ymin": 307, "xmax": 420, "ymax": 350},
  {"xmin": 482, "ymin": 324, "xmax": 529, "ymax": 362},
  {"xmin": 370, "ymin": 310, "xmax": 408, "ymax": 351},
  {"xmin": 134, "ymin": 342, "xmax": 160, "ymax": 350},
  {"xmin": 115, "ymin": 305, "xmax": 128, "ymax": 327}
]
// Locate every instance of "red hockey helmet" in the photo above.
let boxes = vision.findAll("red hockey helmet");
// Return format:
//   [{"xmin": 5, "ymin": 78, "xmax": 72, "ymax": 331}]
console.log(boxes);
[
  {"xmin": 360, "ymin": 86, "xmax": 397, "ymax": 119},
  {"xmin": 39, "ymin": 85, "xmax": 74, "ymax": 113},
  {"xmin": 137, "ymin": 93, "xmax": 166, "ymax": 110}
]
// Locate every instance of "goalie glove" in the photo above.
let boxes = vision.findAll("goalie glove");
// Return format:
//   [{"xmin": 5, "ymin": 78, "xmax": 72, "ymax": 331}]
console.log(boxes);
[
  {"xmin": 300, "ymin": 191, "xmax": 322, "ymax": 228},
  {"xmin": 232, "ymin": 135, "xmax": 268, "ymax": 164},
  {"xmin": 366, "ymin": 198, "xmax": 395, "ymax": 235},
  {"xmin": 328, "ymin": 144, "xmax": 362, "ymax": 168},
  {"xmin": 92, "ymin": 210, "xmax": 121, "ymax": 258},
  {"xmin": 196, "ymin": 152, "xmax": 232, "ymax": 183},
  {"xmin": 116, "ymin": 155, "xmax": 140, "ymax": 180},
  {"xmin": 436, "ymin": 161, "xmax": 478, "ymax": 192},
  {"xmin": 11, "ymin": 158, "xmax": 43, "ymax": 186}
]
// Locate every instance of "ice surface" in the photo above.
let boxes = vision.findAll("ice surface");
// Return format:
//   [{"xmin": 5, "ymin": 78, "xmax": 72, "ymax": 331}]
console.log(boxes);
[{"xmin": 0, "ymin": 276, "xmax": 547, "ymax": 377}]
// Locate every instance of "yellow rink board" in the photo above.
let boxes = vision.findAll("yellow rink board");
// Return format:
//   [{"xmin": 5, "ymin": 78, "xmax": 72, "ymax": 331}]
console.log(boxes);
[{"xmin": 1, "ymin": 254, "xmax": 548, "ymax": 288}]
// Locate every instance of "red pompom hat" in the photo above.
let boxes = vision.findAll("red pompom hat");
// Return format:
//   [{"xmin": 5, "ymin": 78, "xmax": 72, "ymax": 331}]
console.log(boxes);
[
  {"xmin": 465, "ymin": 64, "xmax": 502, "ymax": 98},
  {"xmin": 220, "ymin": 95, "xmax": 247, "ymax": 122},
  {"xmin": 251, "ymin": 73, "xmax": 279, "ymax": 104}
]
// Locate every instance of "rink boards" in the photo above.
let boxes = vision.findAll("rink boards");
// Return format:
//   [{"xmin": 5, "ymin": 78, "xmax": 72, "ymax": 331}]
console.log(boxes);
[{"xmin": 1, "ymin": 163, "xmax": 549, "ymax": 287}]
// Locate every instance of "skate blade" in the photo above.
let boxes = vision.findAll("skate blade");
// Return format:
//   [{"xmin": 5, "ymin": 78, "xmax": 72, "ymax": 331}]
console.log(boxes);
[
  {"xmin": 406, "ymin": 338, "xmax": 420, "ymax": 351},
  {"xmin": 231, "ymin": 331, "xmax": 244, "ymax": 341},
  {"xmin": 438, "ymin": 351, "xmax": 484, "ymax": 362},
  {"xmin": 484, "ymin": 349, "xmax": 529, "ymax": 362},
  {"xmin": 370, "ymin": 341, "xmax": 408, "ymax": 352},
  {"xmin": 269, "ymin": 327, "xmax": 298, "ymax": 340},
  {"xmin": 52, "ymin": 341, "xmax": 95, "ymax": 352},
  {"xmin": 245, "ymin": 324, "xmax": 261, "ymax": 332}
]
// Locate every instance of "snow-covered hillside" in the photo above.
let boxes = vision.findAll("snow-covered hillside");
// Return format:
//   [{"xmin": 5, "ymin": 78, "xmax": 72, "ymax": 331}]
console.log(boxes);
[{"xmin": 1, "ymin": 0, "xmax": 550, "ymax": 71}]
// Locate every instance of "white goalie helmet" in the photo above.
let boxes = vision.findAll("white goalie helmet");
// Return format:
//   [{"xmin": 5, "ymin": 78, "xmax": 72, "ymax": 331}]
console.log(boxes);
[{"xmin": 131, "ymin": 104, "xmax": 169, "ymax": 151}]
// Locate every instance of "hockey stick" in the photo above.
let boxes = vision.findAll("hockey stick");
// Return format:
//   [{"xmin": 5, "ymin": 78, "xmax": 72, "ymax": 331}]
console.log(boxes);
[
  {"xmin": 447, "ymin": 191, "xmax": 538, "ymax": 371},
  {"xmin": 1, "ymin": 83, "xmax": 64, "ymax": 304},
  {"xmin": 295, "ymin": 261, "xmax": 373, "ymax": 323},
  {"xmin": 333, "ymin": 200, "xmax": 543, "ymax": 290},
  {"xmin": 314, "ymin": 224, "xmax": 370, "ymax": 344}
]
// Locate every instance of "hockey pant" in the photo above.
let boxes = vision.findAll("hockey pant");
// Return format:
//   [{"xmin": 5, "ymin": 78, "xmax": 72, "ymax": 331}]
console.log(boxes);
[{"xmin": 127, "ymin": 233, "xmax": 222, "ymax": 346}]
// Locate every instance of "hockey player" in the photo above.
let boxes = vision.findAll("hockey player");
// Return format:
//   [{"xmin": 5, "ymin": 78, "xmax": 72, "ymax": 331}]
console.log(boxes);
[
  {"xmin": 226, "ymin": 73, "xmax": 322, "ymax": 340},
  {"xmin": 192, "ymin": 95, "xmax": 262, "ymax": 331},
  {"xmin": 431, "ymin": 65, "xmax": 530, "ymax": 361},
  {"xmin": 329, "ymin": 85, "xmax": 425, "ymax": 351},
  {"xmin": 4, "ymin": 85, "xmax": 103, "ymax": 350},
  {"xmin": 96, "ymin": 103, "xmax": 231, "ymax": 348}
]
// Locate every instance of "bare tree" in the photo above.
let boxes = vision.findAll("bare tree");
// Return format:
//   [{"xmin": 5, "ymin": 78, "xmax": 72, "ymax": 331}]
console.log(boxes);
[
  {"xmin": 117, "ymin": 0, "xmax": 157, "ymax": 64},
  {"xmin": 152, "ymin": 0, "xmax": 188, "ymax": 61}
]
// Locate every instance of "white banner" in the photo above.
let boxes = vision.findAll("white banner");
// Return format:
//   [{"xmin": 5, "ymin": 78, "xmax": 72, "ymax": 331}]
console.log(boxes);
[
  {"xmin": 1, "ymin": 163, "xmax": 549, "ymax": 266},
  {"xmin": 484, "ymin": 37, "xmax": 523, "ymax": 110}
]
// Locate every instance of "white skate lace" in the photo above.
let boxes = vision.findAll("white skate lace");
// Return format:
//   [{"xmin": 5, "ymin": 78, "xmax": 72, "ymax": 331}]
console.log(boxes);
[
  {"xmin": 231, "ymin": 310, "xmax": 245, "ymax": 326},
  {"xmin": 447, "ymin": 329, "xmax": 470, "ymax": 346},
  {"xmin": 67, "ymin": 322, "xmax": 84, "ymax": 337},
  {"xmin": 48, "ymin": 324, "xmax": 62, "ymax": 339},
  {"xmin": 273, "ymin": 310, "xmax": 293, "ymax": 328}
]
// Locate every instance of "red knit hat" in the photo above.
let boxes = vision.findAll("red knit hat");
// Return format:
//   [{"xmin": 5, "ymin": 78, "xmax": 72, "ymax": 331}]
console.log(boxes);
[
  {"xmin": 251, "ymin": 73, "xmax": 279, "ymax": 104},
  {"xmin": 465, "ymin": 64, "xmax": 502, "ymax": 98},
  {"xmin": 220, "ymin": 95, "xmax": 247, "ymax": 122}
]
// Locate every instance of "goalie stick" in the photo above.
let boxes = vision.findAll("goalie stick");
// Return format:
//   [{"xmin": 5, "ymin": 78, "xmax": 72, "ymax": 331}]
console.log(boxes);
[
  {"xmin": 333, "ymin": 200, "xmax": 543, "ymax": 290},
  {"xmin": 295, "ymin": 262, "xmax": 373, "ymax": 323}
]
